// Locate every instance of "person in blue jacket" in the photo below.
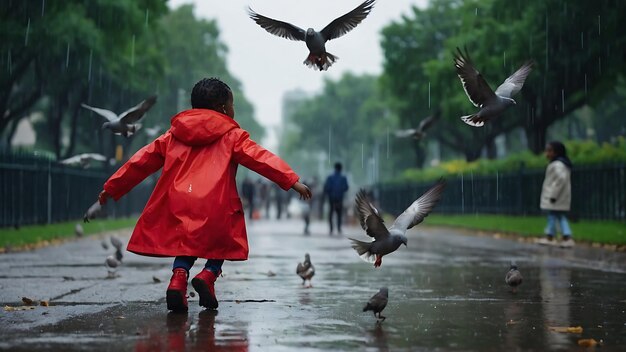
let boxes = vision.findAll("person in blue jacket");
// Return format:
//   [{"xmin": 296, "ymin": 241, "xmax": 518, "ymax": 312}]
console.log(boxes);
[{"xmin": 324, "ymin": 162, "xmax": 349, "ymax": 235}]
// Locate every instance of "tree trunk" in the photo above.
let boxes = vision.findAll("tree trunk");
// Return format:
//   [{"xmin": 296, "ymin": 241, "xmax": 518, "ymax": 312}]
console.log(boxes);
[
  {"xmin": 525, "ymin": 121, "xmax": 548, "ymax": 155},
  {"xmin": 63, "ymin": 88, "xmax": 88, "ymax": 159},
  {"xmin": 485, "ymin": 136, "xmax": 497, "ymax": 159},
  {"xmin": 412, "ymin": 141, "xmax": 426, "ymax": 169}
]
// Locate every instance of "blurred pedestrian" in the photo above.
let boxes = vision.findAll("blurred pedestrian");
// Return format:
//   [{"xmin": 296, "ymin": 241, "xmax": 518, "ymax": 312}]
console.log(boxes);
[
  {"xmin": 324, "ymin": 162, "xmax": 349, "ymax": 235},
  {"xmin": 241, "ymin": 177, "xmax": 255, "ymax": 220},
  {"xmin": 94, "ymin": 77, "xmax": 312, "ymax": 312},
  {"xmin": 537, "ymin": 141, "xmax": 574, "ymax": 248}
]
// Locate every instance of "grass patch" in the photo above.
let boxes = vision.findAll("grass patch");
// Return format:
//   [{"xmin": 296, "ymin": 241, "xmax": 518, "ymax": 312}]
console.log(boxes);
[
  {"xmin": 0, "ymin": 218, "xmax": 137, "ymax": 248},
  {"xmin": 424, "ymin": 214, "xmax": 626, "ymax": 245}
]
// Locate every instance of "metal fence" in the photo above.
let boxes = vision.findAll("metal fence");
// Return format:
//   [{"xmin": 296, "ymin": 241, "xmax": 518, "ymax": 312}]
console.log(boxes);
[
  {"xmin": 0, "ymin": 152, "xmax": 154, "ymax": 228},
  {"xmin": 377, "ymin": 163, "xmax": 626, "ymax": 221}
]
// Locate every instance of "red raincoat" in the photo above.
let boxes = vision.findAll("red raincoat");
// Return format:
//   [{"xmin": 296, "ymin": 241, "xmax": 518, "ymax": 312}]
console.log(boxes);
[{"xmin": 103, "ymin": 109, "xmax": 299, "ymax": 260}]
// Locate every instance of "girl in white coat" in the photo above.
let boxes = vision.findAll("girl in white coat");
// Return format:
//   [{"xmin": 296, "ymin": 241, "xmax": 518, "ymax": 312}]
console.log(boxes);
[{"xmin": 538, "ymin": 141, "xmax": 574, "ymax": 247}]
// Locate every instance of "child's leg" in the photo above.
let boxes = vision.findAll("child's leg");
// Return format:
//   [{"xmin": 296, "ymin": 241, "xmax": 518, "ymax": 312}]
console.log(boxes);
[
  {"xmin": 173, "ymin": 256, "xmax": 197, "ymax": 272},
  {"xmin": 544, "ymin": 212, "xmax": 556, "ymax": 239},
  {"xmin": 557, "ymin": 213, "xmax": 573, "ymax": 239},
  {"xmin": 204, "ymin": 259, "xmax": 224, "ymax": 275}
]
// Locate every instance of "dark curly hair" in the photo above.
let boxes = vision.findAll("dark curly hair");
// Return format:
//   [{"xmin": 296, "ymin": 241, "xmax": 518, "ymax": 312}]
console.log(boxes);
[{"xmin": 190, "ymin": 77, "xmax": 232, "ymax": 110}]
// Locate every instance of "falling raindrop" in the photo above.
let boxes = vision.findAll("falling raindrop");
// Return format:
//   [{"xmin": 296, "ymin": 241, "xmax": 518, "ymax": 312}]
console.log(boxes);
[
  {"xmin": 24, "ymin": 18, "xmax": 30, "ymax": 46},
  {"xmin": 328, "ymin": 127, "xmax": 331, "ymax": 165},
  {"xmin": 386, "ymin": 127, "xmax": 389, "ymax": 159},
  {"xmin": 470, "ymin": 171, "xmax": 475, "ymax": 214},
  {"xmin": 598, "ymin": 56, "xmax": 601, "ymax": 74},
  {"xmin": 145, "ymin": 9, "xmax": 150, "ymax": 27},
  {"xmin": 597, "ymin": 15, "xmax": 601, "ymax": 36},
  {"xmin": 428, "ymin": 81, "xmax": 431, "ymax": 109},
  {"xmin": 580, "ymin": 32, "xmax": 584, "ymax": 49},
  {"xmin": 7, "ymin": 49, "xmax": 12, "ymax": 73},
  {"xmin": 131, "ymin": 34, "xmax": 136, "ymax": 67},
  {"xmin": 87, "ymin": 49, "xmax": 93, "ymax": 81},
  {"xmin": 475, "ymin": 8, "xmax": 478, "ymax": 16},
  {"xmin": 503, "ymin": 51, "xmax": 506, "ymax": 67},
  {"xmin": 584, "ymin": 74, "xmax": 587, "ymax": 96},
  {"xmin": 496, "ymin": 171, "xmax": 499, "ymax": 202},
  {"xmin": 65, "ymin": 43, "xmax": 70, "ymax": 68},
  {"xmin": 41, "ymin": 0, "xmax": 45, "ymax": 16},
  {"xmin": 545, "ymin": 15, "xmax": 549, "ymax": 70},
  {"xmin": 361, "ymin": 143, "xmax": 364, "ymax": 169},
  {"xmin": 561, "ymin": 89, "xmax": 565, "ymax": 113},
  {"xmin": 460, "ymin": 173, "xmax": 465, "ymax": 214}
]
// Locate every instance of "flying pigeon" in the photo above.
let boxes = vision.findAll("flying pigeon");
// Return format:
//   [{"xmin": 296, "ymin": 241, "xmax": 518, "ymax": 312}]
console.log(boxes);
[
  {"xmin": 296, "ymin": 253, "xmax": 315, "ymax": 288},
  {"xmin": 60, "ymin": 153, "xmax": 108, "ymax": 169},
  {"xmin": 248, "ymin": 0, "xmax": 376, "ymax": 71},
  {"xmin": 363, "ymin": 287, "xmax": 388, "ymax": 322},
  {"xmin": 83, "ymin": 201, "xmax": 103, "ymax": 223},
  {"xmin": 505, "ymin": 262, "xmax": 523, "ymax": 293},
  {"xmin": 453, "ymin": 47, "xmax": 533, "ymax": 127},
  {"xmin": 82, "ymin": 95, "xmax": 157, "ymax": 137},
  {"xmin": 110, "ymin": 236, "xmax": 123, "ymax": 251},
  {"xmin": 105, "ymin": 255, "xmax": 120, "ymax": 277},
  {"xmin": 349, "ymin": 180, "xmax": 446, "ymax": 267},
  {"xmin": 394, "ymin": 110, "xmax": 440, "ymax": 140},
  {"xmin": 74, "ymin": 223, "xmax": 84, "ymax": 238}
]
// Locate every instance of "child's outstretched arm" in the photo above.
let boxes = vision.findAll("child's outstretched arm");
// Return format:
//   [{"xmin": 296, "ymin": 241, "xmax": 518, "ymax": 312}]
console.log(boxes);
[
  {"xmin": 99, "ymin": 133, "xmax": 169, "ymax": 203},
  {"xmin": 232, "ymin": 129, "xmax": 309, "ymax": 198}
]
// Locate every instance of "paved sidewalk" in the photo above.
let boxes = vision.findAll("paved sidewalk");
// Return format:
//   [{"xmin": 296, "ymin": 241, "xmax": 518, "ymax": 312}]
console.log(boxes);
[{"xmin": 1, "ymin": 219, "xmax": 625, "ymax": 351}]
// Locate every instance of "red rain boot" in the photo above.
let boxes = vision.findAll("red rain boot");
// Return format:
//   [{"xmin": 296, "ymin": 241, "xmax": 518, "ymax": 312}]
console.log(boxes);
[
  {"xmin": 191, "ymin": 269, "xmax": 220, "ymax": 309},
  {"xmin": 166, "ymin": 268, "xmax": 189, "ymax": 312}
]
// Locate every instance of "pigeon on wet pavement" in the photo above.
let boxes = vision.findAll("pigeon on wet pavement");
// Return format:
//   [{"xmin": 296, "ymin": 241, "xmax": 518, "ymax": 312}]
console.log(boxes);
[
  {"xmin": 110, "ymin": 236, "xmax": 123, "ymax": 251},
  {"xmin": 105, "ymin": 255, "xmax": 120, "ymax": 276},
  {"xmin": 74, "ymin": 223, "xmax": 84, "ymax": 237},
  {"xmin": 82, "ymin": 95, "xmax": 157, "ymax": 137},
  {"xmin": 296, "ymin": 253, "xmax": 315, "ymax": 288},
  {"xmin": 454, "ymin": 47, "xmax": 533, "ymax": 127},
  {"xmin": 363, "ymin": 287, "xmax": 388, "ymax": 322},
  {"xmin": 350, "ymin": 180, "xmax": 446, "ymax": 267},
  {"xmin": 248, "ymin": 0, "xmax": 375, "ymax": 71},
  {"xmin": 395, "ymin": 110, "xmax": 440, "ymax": 140},
  {"xmin": 505, "ymin": 262, "xmax": 523, "ymax": 293}
]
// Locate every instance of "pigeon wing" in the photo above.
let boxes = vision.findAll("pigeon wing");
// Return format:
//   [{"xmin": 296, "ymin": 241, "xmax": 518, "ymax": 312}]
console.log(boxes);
[
  {"xmin": 453, "ymin": 47, "xmax": 496, "ymax": 108},
  {"xmin": 248, "ymin": 8, "xmax": 306, "ymax": 41},
  {"xmin": 368, "ymin": 290, "xmax": 388, "ymax": 310},
  {"xmin": 81, "ymin": 104, "xmax": 119, "ymax": 122},
  {"xmin": 391, "ymin": 179, "xmax": 446, "ymax": 231},
  {"xmin": 417, "ymin": 112, "xmax": 439, "ymax": 133},
  {"xmin": 83, "ymin": 153, "xmax": 107, "ymax": 162},
  {"xmin": 320, "ymin": 0, "xmax": 376, "ymax": 41},
  {"xmin": 495, "ymin": 61, "xmax": 534, "ymax": 98},
  {"xmin": 60, "ymin": 155, "xmax": 82, "ymax": 165},
  {"xmin": 355, "ymin": 189, "xmax": 389, "ymax": 240},
  {"xmin": 394, "ymin": 129, "xmax": 417, "ymax": 138},
  {"xmin": 120, "ymin": 95, "xmax": 157, "ymax": 124}
]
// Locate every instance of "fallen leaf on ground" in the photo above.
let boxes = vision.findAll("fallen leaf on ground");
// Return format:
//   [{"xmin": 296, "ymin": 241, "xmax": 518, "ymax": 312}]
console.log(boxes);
[
  {"xmin": 21, "ymin": 297, "xmax": 35, "ymax": 306},
  {"xmin": 115, "ymin": 316, "xmax": 125, "ymax": 320},
  {"xmin": 40, "ymin": 301, "xmax": 49, "ymax": 307},
  {"xmin": 578, "ymin": 338, "xmax": 600, "ymax": 347},
  {"xmin": 266, "ymin": 271, "xmax": 276, "ymax": 277},
  {"xmin": 506, "ymin": 320, "xmax": 518, "ymax": 326},
  {"xmin": 4, "ymin": 305, "xmax": 36, "ymax": 311},
  {"xmin": 549, "ymin": 326, "xmax": 583, "ymax": 333}
]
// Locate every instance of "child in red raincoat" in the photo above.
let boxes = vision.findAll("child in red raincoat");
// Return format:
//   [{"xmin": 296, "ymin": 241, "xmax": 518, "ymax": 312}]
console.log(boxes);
[{"xmin": 95, "ymin": 78, "xmax": 312, "ymax": 312}]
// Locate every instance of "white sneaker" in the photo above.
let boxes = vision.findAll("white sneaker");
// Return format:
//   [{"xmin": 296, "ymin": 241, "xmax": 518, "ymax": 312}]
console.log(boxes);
[
  {"xmin": 560, "ymin": 238, "xmax": 575, "ymax": 248},
  {"xmin": 536, "ymin": 237, "xmax": 557, "ymax": 246}
]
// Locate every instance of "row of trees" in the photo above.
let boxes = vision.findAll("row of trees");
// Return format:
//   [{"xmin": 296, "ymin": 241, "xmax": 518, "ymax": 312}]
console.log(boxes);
[
  {"xmin": 1, "ymin": 1, "xmax": 263, "ymax": 160},
  {"xmin": 279, "ymin": 0, "xmax": 626, "ymax": 183}
]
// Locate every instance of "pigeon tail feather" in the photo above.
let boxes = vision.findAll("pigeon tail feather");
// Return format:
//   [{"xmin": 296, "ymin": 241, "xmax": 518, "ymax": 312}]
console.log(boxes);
[
  {"xmin": 363, "ymin": 303, "xmax": 372, "ymax": 312},
  {"xmin": 460, "ymin": 114, "xmax": 484, "ymax": 127},
  {"xmin": 349, "ymin": 238, "xmax": 374, "ymax": 262},
  {"xmin": 303, "ymin": 52, "xmax": 338, "ymax": 71}
]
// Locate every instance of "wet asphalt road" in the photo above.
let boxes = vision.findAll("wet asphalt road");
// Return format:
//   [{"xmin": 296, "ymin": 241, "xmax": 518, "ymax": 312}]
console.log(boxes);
[{"xmin": 1, "ymin": 219, "xmax": 626, "ymax": 351}]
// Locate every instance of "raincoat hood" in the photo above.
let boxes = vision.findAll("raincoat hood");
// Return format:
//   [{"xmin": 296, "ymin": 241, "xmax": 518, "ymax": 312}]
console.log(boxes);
[{"xmin": 170, "ymin": 109, "xmax": 239, "ymax": 146}]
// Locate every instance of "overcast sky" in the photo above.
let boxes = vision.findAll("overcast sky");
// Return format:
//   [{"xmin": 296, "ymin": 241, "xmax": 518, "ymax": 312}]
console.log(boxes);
[{"xmin": 168, "ymin": 0, "xmax": 428, "ymax": 149}]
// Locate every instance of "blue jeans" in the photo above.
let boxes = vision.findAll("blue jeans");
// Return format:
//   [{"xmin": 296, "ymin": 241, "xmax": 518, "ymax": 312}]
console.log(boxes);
[
  {"xmin": 544, "ymin": 211, "xmax": 573, "ymax": 238},
  {"xmin": 173, "ymin": 256, "xmax": 223, "ymax": 275}
]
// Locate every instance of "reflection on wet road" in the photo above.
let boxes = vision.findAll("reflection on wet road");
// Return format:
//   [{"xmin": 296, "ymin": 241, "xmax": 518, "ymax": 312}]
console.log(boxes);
[{"xmin": 1, "ymin": 219, "xmax": 625, "ymax": 351}]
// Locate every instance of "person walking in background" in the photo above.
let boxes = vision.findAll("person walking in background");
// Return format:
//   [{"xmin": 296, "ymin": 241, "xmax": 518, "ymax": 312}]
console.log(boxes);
[
  {"xmin": 537, "ymin": 141, "xmax": 575, "ymax": 248},
  {"xmin": 324, "ymin": 162, "xmax": 349, "ymax": 235},
  {"xmin": 241, "ymin": 177, "xmax": 255, "ymax": 220}
]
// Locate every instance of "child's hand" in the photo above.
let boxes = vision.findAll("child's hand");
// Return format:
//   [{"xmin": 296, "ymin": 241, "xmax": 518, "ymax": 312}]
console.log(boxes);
[
  {"xmin": 292, "ymin": 182, "xmax": 312, "ymax": 200},
  {"xmin": 98, "ymin": 190, "xmax": 110, "ymax": 205}
]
